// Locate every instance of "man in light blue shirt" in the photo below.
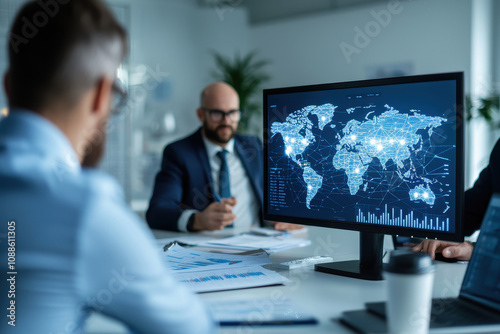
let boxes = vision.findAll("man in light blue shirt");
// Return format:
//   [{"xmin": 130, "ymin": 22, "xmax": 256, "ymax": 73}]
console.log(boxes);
[{"xmin": 0, "ymin": 1, "xmax": 214, "ymax": 333}]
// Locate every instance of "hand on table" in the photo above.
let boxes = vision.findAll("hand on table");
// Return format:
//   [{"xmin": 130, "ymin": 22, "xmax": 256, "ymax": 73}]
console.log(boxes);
[
  {"xmin": 412, "ymin": 240, "xmax": 474, "ymax": 261},
  {"xmin": 273, "ymin": 222, "xmax": 304, "ymax": 231},
  {"xmin": 192, "ymin": 198, "xmax": 237, "ymax": 231}
]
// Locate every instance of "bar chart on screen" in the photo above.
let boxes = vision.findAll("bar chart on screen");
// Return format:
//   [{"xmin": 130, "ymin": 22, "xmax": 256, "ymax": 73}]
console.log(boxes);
[{"xmin": 356, "ymin": 204, "xmax": 450, "ymax": 231}]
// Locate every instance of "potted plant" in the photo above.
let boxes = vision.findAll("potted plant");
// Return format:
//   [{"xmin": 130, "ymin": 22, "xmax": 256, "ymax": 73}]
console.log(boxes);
[
  {"xmin": 211, "ymin": 50, "xmax": 271, "ymax": 135},
  {"xmin": 466, "ymin": 93, "xmax": 500, "ymax": 126}
]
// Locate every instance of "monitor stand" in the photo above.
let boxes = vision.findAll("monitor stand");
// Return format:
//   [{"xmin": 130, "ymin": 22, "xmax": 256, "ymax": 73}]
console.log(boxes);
[{"xmin": 315, "ymin": 232, "xmax": 384, "ymax": 281}]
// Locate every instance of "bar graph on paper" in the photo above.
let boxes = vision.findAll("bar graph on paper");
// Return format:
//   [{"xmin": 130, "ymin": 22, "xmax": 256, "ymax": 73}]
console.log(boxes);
[
  {"xmin": 179, "ymin": 271, "xmax": 265, "ymax": 283},
  {"xmin": 174, "ymin": 266, "xmax": 290, "ymax": 293},
  {"xmin": 355, "ymin": 204, "xmax": 450, "ymax": 232}
]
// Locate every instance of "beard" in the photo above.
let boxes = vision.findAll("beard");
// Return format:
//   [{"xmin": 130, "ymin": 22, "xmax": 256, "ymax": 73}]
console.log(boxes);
[
  {"xmin": 81, "ymin": 118, "xmax": 107, "ymax": 168},
  {"xmin": 203, "ymin": 121, "xmax": 235, "ymax": 144}
]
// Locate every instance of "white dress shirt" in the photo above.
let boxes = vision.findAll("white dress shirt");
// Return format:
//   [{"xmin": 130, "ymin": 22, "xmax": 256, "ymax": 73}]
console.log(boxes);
[{"xmin": 177, "ymin": 135, "xmax": 260, "ymax": 232}]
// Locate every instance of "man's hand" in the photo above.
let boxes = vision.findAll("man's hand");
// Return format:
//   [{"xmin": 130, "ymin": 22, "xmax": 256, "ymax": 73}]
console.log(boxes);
[
  {"xmin": 412, "ymin": 240, "xmax": 474, "ymax": 261},
  {"xmin": 273, "ymin": 222, "xmax": 304, "ymax": 231},
  {"xmin": 192, "ymin": 198, "xmax": 237, "ymax": 231}
]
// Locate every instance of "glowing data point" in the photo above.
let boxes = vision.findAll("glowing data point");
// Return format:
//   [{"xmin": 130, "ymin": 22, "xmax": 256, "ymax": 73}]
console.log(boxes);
[
  {"xmin": 377, "ymin": 144, "xmax": 383, "ymax": 151},
  {"xmin": 351, "ymin": 135, "xmax": 357, "ymax": 141},
  {"xmin": 291, "ymin": 138, "xmax": 296, "ymax": 143},
  {"xmin": 302, "ymin": 139, "xmax": 308, "ymax": 145},
  {"xmin": 399, "ymin": 140, "xmax": 406, "ymax": 145}
]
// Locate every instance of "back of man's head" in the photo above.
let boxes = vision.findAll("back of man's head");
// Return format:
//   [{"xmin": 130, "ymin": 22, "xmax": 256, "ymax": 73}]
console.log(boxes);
[{"xmin": 7, "ymin": 0, "xmax": 127, "ymax": 112}]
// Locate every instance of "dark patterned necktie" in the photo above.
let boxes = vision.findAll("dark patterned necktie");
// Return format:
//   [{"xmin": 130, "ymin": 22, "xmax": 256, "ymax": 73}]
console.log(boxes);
[{"xmin": 217, "ymin": 150, "xmax": 231, "ymax": 198}]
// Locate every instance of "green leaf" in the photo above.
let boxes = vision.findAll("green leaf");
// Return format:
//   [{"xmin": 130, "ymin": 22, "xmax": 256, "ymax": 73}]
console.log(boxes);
[{"xmin": 466, "ymin": 93, "xmax": 500, "ymax": 127}]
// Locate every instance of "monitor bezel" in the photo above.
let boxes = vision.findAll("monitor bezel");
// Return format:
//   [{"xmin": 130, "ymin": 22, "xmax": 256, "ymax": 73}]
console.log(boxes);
[{"xmin": 263, "ymin": 72, "xmax": 464, "ymax": 242}]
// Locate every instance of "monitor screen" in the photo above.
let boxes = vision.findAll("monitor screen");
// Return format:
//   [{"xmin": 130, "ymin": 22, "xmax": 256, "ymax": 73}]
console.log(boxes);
[{"xmin": 263, "ymin": 72, "xmax": 464, "ymax": 279}]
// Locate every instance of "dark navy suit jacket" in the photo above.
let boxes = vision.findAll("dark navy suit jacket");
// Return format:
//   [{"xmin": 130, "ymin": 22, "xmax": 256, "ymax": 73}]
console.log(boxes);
[
  {"xmin": 146, "ymin": 128, "xmax": 264, "ymax": 231},
  {"xmin": 463, "ymin": 138, "xmax": 500, "ymax": 236}
]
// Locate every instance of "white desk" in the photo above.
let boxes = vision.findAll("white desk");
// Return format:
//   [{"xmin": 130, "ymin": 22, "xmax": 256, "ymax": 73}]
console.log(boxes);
[{"xmin": 84, "ymin": 226, "xmax": 467, "ymax": 334}]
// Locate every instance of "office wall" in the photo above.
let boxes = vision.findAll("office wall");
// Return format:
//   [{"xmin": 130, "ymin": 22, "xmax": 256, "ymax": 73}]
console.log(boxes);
[
  {"xmin": 106, "ymin": 0, "xmax": 250, "ymax": 145},
  {"xmin": 250, "ymin": 0, "xmax": 472, "ymax": 90},
  {"xmin": 197, "ymin": 5, "xmax": 252, "ymax": 85},
  {"xmin": 118, "ymin": 0, "xmax": 203, "ymax": 141}
]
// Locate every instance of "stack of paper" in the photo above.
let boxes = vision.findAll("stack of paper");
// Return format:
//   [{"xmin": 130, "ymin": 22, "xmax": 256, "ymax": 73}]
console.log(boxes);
[
  {"xmin": 160, "ymin": 243, "xmax": 290, "ymax": 293},
  {"xmin": 197, "ymin": 234, "xmax": 311, "ymax": 252},
  {"xmin": 161, "ymin": 243, "xmax": 270, "ymax": 272}
]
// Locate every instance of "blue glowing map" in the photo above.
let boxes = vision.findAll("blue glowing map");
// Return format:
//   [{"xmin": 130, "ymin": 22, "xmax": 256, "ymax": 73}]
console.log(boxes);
[{"xmin": 271, "ymin": 104, "xmax": 446, "ymax": 209}]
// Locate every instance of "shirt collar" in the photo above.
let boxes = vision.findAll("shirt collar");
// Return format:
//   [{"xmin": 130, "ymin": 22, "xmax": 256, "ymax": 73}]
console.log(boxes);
[
  {"xmin": 3, "ymin": 109, "xmax": 80, "ymax": 173},
  {"xmin": 201, "ymin": 133, "xmax": 235, "ymax": 158}
]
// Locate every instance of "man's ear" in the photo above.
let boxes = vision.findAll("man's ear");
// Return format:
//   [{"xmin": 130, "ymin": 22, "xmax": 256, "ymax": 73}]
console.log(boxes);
[
  {"xmin": 91, "ymin": 76, "xmax": 113, "ymax": 116},
  {"xmin": 196, "ymin": 108, "xmax": 204, "ymax": 123},
  {"xmin": 3, "ymin": 71, "xmax": 10, "ymax": 100}
]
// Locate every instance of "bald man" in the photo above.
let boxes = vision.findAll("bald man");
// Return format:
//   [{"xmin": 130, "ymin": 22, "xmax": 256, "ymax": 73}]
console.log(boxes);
[{"xmin": 147, "ymin": 82, "xmax": 299, "ymax": 232}]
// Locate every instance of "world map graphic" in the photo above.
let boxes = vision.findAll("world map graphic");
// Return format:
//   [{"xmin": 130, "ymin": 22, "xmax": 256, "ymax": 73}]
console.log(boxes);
[{"xmin": 270, "ymin": 104, "xmax": 447, "ymax": 210}]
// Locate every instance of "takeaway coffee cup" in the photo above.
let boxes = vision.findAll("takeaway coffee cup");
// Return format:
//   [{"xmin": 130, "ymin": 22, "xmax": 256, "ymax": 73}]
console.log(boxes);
[{"xmin": 385, "ymin": 251, "xmax": 436, "ymax": 334}]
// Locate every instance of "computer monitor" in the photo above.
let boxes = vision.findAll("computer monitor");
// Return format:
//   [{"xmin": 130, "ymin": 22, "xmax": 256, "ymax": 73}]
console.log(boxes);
[{"xmin": 263, "ymin": 72, "xmax": 464, "ymax": 280}]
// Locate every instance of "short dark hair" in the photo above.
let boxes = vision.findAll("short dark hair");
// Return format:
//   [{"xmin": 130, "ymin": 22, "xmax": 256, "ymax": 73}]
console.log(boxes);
[{"xmin": 7, "ymin": 0, "xmax": 127, "ymax": 111}]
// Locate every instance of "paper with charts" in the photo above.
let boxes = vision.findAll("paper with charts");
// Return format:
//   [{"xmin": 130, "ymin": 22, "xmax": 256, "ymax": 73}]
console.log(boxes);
[
  {"xmin": 174, "ymin": 266, "xmax": 290, "ymax": 293},
  {"xmin": 161, "ymin": 243, "xmax": 270, "ymax": 273},
  {"xmin": 161, "ymin": 244, "xmax": 289, "ymax": 293}
]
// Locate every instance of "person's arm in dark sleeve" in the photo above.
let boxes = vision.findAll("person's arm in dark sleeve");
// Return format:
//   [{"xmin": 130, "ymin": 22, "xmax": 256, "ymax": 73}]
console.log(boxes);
[
  {"xmin": 146, "ymin": 145, "xmax": 185, "ymax": 231},
  {"xmin": 463, "ymin": 140, "xmax": 500, "ymax": 236},
  {"xmin": 464, "ymin": 170, "xmax": 491, "ymax": 236}
]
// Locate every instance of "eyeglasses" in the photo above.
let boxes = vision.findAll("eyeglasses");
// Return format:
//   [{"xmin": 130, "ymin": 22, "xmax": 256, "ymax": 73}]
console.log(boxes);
[
  {"xmin": 201, "ymin": 107, "xmax": 241, "ymax": 123},
  {"xmin": 111, "ymin": 79, "xmax": 128, "ymax": 114}
]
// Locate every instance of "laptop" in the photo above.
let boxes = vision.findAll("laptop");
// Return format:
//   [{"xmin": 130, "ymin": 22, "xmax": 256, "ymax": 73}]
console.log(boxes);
[{"xmin": 341, "ymin": 194, "xmax": 500, "ymax": 334}]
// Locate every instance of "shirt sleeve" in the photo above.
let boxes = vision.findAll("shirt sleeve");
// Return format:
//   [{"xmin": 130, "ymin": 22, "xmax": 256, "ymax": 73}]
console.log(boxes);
[
  {"xmin": 76, "ymin": 178, "xmax": 215, "ymax": 334},
  {"xmin": 177, "ymin": 209, "xmax": 198, "ymax": 232}
]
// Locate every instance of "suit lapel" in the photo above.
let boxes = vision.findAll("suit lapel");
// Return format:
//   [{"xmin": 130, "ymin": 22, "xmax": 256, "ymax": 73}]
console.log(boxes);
[
  {"xmin": 192, "ymin": 129, "xmax": 217, "ymax": 201},
  {"xmin": 235, "ymin": 138, "xmax": 263, "ymax": 206}
]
